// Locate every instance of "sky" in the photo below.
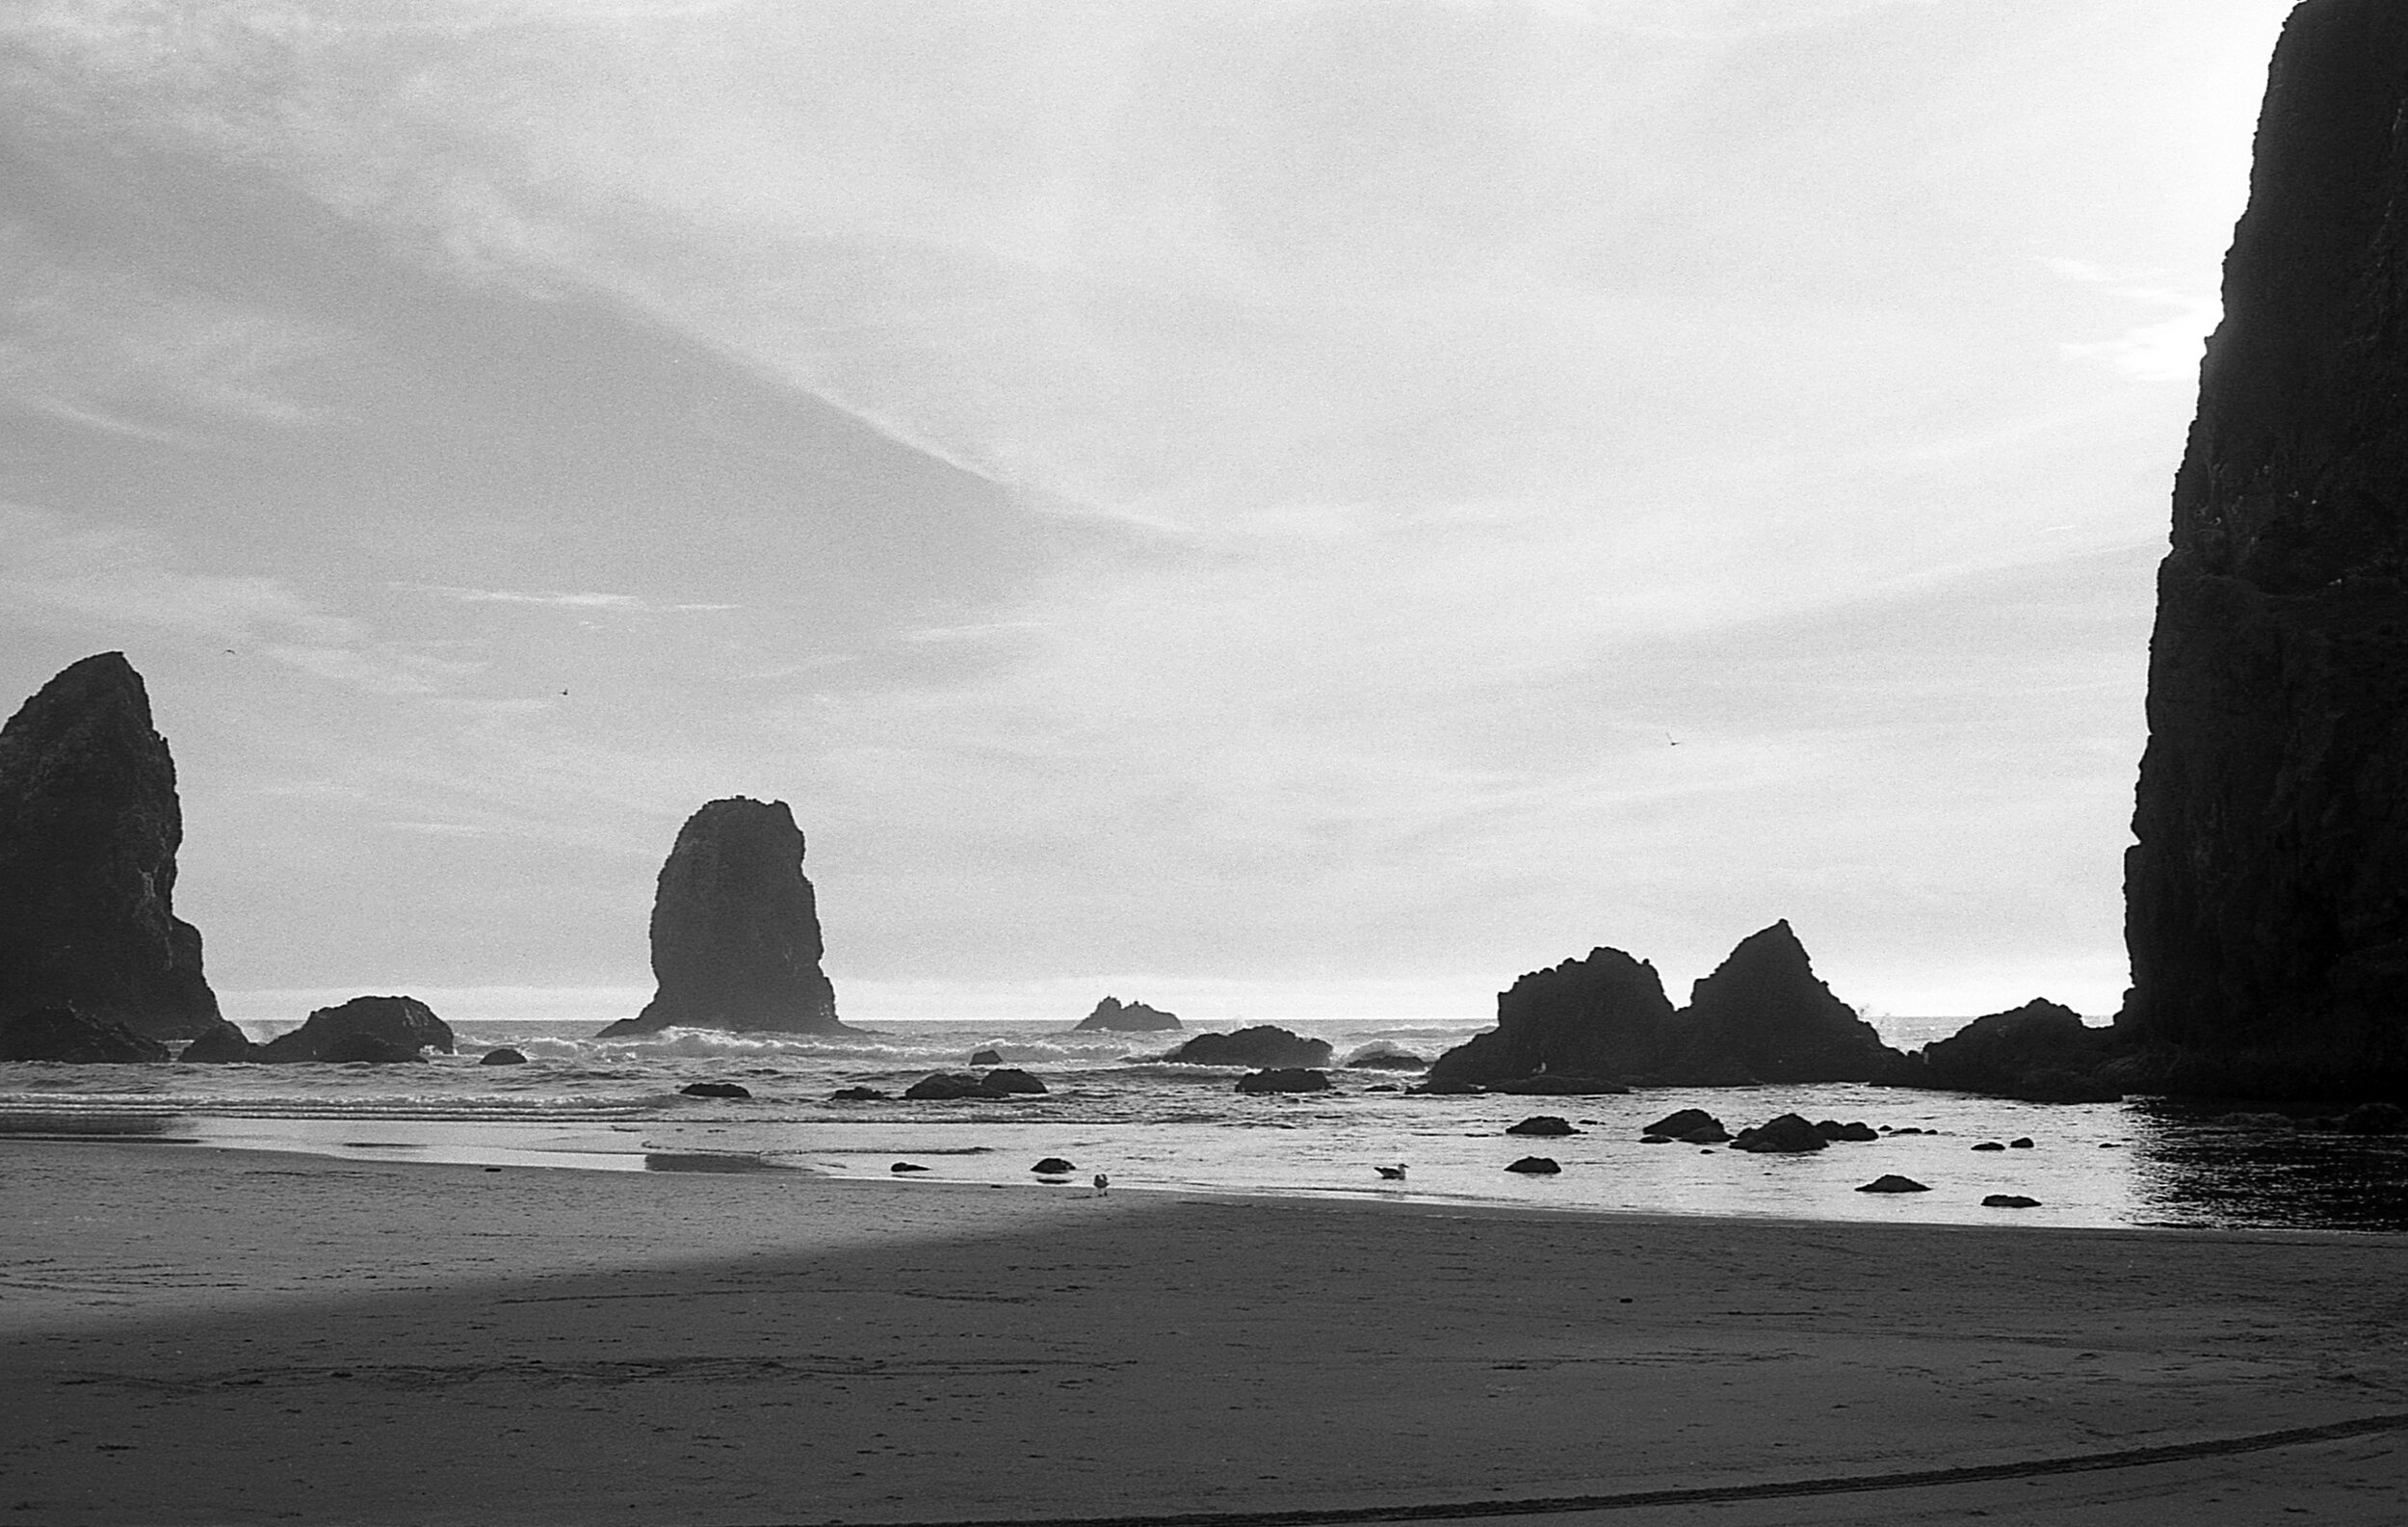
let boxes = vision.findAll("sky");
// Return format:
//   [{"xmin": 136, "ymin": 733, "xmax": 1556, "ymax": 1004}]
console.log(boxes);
[{"xmin": 0, "ymin": 0, "xmax": 2298, "ymax": 1028}]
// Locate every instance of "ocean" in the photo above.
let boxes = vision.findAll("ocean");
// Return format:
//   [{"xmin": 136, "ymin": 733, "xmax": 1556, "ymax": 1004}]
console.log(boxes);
[{"xmin": 6, "ymin": 1014, "xmax": 2404, "ymax": 1233}]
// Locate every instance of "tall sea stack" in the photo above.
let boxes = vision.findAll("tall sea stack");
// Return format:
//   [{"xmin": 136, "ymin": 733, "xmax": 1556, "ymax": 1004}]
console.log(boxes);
[
  {"xmin": 598, "ymin": 797, "xmax": 847, "ymax": 1036},
  {"xmin": 0, "ymin": 653, "xmax": 222, "ymax": 1040},
  {"xmin": 2124, "ymin": 0, "xmax": 2408, "ymax": 1096}
]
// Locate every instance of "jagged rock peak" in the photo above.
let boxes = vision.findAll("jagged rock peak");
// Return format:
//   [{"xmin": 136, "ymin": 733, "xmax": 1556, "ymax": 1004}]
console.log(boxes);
[
  {"xmin": 1424, "ymin": 946, "xmax": 1676, "ymax": 1089},
  {"xmin": 1671, "ymin": 921, "xmax": 1898, "ymax": 1084},
  {"xmin": 0, "ymin": 653, "xmax": 222, "ymax": 1040},
  {"xmin": 1075, "ymin": 995, "xmax": 1182, "ymax": 1032},
  {"xmin": 597, "ymin": 797, "xmax": 847, "ymax": 1037},
  {"xmin": 2123, "ymin": 1, "xmax": 2408, "ymax": 1096}
]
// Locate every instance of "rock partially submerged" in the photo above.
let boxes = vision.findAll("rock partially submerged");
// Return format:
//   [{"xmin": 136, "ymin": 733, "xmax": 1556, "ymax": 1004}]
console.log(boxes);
[
  {"xmin": 680, "ymin": 1081, "xmax": 751, "ymax": 1098},
  {"xmin": 1426, "ymin": 922, "xmax": 1905, "ymax": 1091},
  {"xmin": 0, "ymin": 1005, "xmax": 170, "ymax": 1063},
  {"xmin": 1640, "ymin": 1108, "xmax": 1729, "ymax": 1143},
  {"xmin": 1341, "ymin": 1043, "xmax": 1427, "ymax": 1070},
  {"xmin": 1729, "ymin": 1114, "xmax": 1827, "ymax": 1154},
  {"xmin": 258, "ymin": 997, "xmax": 454, "ymax": 1064},
  {"xmin": 177, "ymin": 1019, "xmax": 261, "ymax": 1064},
  {"xmin": 1167, "ymin": 1025, "xmax": 1333, "ymax": 1068},
  {"xmin": 1235, "ymin": 1067, "xmax": 1329, "ymax": 1093},
  {"xmin": 0, "ymin": 654, "xmax": 222, "ymax": 1040},
  {"xmin": 598, "ymin": 799, "xmax": 847, "ymax": 1037},
  {"xmin": 1074, "ymin": 996, "xmax": 1181, "ymax": 1032},
  {"xmin": 1856, "ymin": 1174, "xmax": 1929, "ymax": 1195},
  {"xmin": 1505, "ymin": 1116, "xmax": 1578, "ymax": 1137},
  {"xmin": 1889, "ymin": 1000, "xmax": 2122, "ymax": 1102},
  {"xmin": 480, "ymin": 1047, "xmax": 528, "ymax": 1066},
  {"xmin": 904, "ymin": 1069, "xmax": 1048, "ymax": 1100},
  {"xmin": 2122, "ymin": 1, "xmax": 2408, "ymax": 1098},
  {"xmin": 1504, "ymin": 1156, "xmax": 1561, "ymax": 1174}
]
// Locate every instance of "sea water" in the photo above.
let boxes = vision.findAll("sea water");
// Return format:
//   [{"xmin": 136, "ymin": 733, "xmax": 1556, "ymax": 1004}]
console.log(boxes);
[{"xmin": 5, "ymin": 1015, "xmax": 2404, "ymax": 1234}]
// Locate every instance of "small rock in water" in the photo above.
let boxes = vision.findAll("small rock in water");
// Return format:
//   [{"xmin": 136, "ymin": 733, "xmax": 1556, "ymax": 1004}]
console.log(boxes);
[
  {"xmin": 1641, "ymin": 1108, "xmax": 1724, "ymax": 1140},
  {"xmin": 1982, "ymin": 1194, "xmax": 2042, "ymax": 1209},
  {"xmin": 970, "ymin": 1048, "xmax": 1003, "ymax": 1066},
  {"xmin": 1032, "ymin": 1157, "xmax": 1076, "ymax": 1173},
  {"xmin": 479, "ymin": 1047, "xmax": 527, "ymax": 1066},
  {"xmin": 1505, "ymin": 1156, "xmax": 1561, "ymax": 1174},
  {"xmin": 1235, "ymin": 1067, "xmax": 1330, "ymax": 1093},
  {"xmin": 1505, "ymin": 1116, "xmax": 1578, "ymax": 1137},
  {"xmin": 828, "ymin": 1086, "xmax": 887, "ymax": 1100},
  {"xmin": 1639, "ymin": 1134, "xmax": 1674, "ymax": 1145},
  {"xmin": 1855, "ymin": 1174, "xmax": 1929, "ymax": 1194},
  {"xmin": 680, "ymin": 1081, "xmax": 751, "ymax": 1099},
  {"xmin": 1971, "ymin": 1141, "xmax": 2006, "ymax": 1151},
  {"xmin": 2008, "ymin": 1137, "xmax": 2034, "ymax": 1148},
  {"xmin": 980, "ymin": 1067, "xmax": 1048, "ymax": 1095},
  {"xmin": 890, "ymin": 1162, "xmax": 929, "ymax": 1173}
]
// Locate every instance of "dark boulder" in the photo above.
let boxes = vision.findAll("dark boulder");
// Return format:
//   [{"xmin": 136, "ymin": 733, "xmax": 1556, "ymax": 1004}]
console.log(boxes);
[
  {"xmin": 1730, "ymin": 1113, "xmax": 1827, "ymax": 1153},
  {"xmin": 0, "ymin": 654, "xmax": 222, "ymax": 1040},
  {"xmin": 480, "ymin": 1047, "xmax": 529, "ymax": 1066},
  {"xmin": 595, "ymin": 799, "xmax": 847, "ymax": 1037},
  {"xmin": 1426, "ymin": 946, "xmax": 1674, "ymax": 1090},
  {"xmin": 2121, "ymin": 2, "xmax": 2408, "ymax": 1099},
  {"xmin": 1505, "ymin": 1116, "xmax": 1579, "ymax": 1137},
  {"xmin": 905, "ymin": 1072, "xmax": 995, "ymax": 1100},
  {"xmin": 1893, "ymin": 1000, "xmax": 2122, "ymax": 1101},
  {"xmin": 1032, "ymin": 1157, "xmax": 1076, "ymax": 1173},
  {"xmin": 890, "ymin": 1161, "xmax": 929, "ymax": 1173},
  {"xmin": 1641, "ymin": 1108, "xmax": 1725, "ymax": 1140},
  {"xmin": 1815, "ymin": 1119, "xmax": 1879, "ymax": 1143},
  {"xmin": 1167, "ymin": 1025, "xmax": 1333, "ymax": 1068},
  {"xmin": 981, "ymin": 1068, "xmax": 1048, "ymax": 1095},
  {"xmin": 1971, "ymin": 1141, "xmax": 2006, "ymax": 1151},
  {"xmin": 1236, "ymin": 1067, "xmax": 1330, "ymax": 1093},
  {"xmin": 177, "ymin": 1018, "xmax": 261, "ymax": 1063},
  {"xmin": 1657, "ymin": 922, "xmax": 1902, "ymax": 1085},
  {"xmin": 828, "ymin": 1086, "xmax": 887, "ymax": 1100},
  {"xmin": 1074, "ymin": 996, "xmax": 1181, "ymax": 1032},
  {"xmin": 680, "ymin": 1081, "xmax": 752, "ymax": 1098},
  {"xmin": 1504, "ymin": 1156, "xmax": 1561, "ymax": 1174},
  {"xmin": 1405, "ymin": 1076, "xmax": 1481, "ymax": 1095},
  {"xmin": 969, "ymin": 1048, "xmax": 1004, "ymax": 1066},
  {"xmin": 2339, "ymin": 1101, "xmax": 2407, "ymax": 1135},
  {"xmin": 0, "ymin": 1005, "xmax": 170, "ymax": 1063},
  {"xmin": 1855, "ymin": 1174, "xmax": 1929, "ymax": 1194},
  {"xmin": 2009, "ymin": 1137, "xmax": 2034, "ymax": 1148},
  {"xmin": 1982, "ymin": 1195, "xmax": 2042, "ymax": 1209},
  {"xmin": 258, "ymin": 996, "xmax": 453, "ymax": 1064}
]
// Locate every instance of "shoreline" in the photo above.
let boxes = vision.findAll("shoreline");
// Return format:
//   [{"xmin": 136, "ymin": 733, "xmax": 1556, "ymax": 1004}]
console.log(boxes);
[{"xmin": 11, "ymin": 1139, "xmax": 2408, "ymax": 1524}]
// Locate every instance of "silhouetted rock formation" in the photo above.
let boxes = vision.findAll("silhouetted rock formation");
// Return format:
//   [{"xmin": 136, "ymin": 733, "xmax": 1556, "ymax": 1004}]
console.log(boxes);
[
  {"xmin": 2123, "ymin": 1, "xmax": 2408, "ymax": 1098},
  {"xmin": 1425, "ymin": 947, "xmax": 1676, "ymax": 1090},
  {"xmin": 0, "ymin": 653, "xmax": 221, "ymax": 1040},
  {"xmin": 1166, "ymin": 1025, "xmax": 1333, "ymax": 1068},
  {"xmin": 1730, "ymin": 1114, "xmax": 1826, "ymax": 1153},
  {"xmin": 0, "ymin": 1005, "xmax": 170, "ymax": 1063},
  {"xmin": 1075, "ymin": 996, "xmax": 1181, "ymax": 1032},
  {"xmin": 1235, "ymin": 1067, "xmax": 1329, "ymax": 1093},
  {"xmin": 1856, "ymin": 1175, "xmax": 1928, "ymax": 1195},
  {"xmin": 597, "ymin": 799, "xmax": 846, "ymax": 1037},
  {"xmin": 1890, "ymin": 1000, "xmax": 2122, "ymax": 1102},
  {"xmin": 681, "ymin": 1081, "xmax": 751, "ymax": 1098},
  {"xmin": 1663, "ymin": 922, "xmax": 1897, "ymax": 1084},
  {"xmin": 177, "ymin": 1018, "xmax": 261, "ymax": 1063},
  {"xmin": 1504, "ymin": 1156, "xmax": 1560, "ymax": 1174},
  {"xmin": 480, "ymin": 1047, "xmax": 528, "ymax": 1066},
  {"xmin": 1341, "ymin": 1044, "xmax": 1427, "ymax": 1070},
  {"xmin": 1505, "ymin": 1116, "xmax": 1578, "ymax": 1137},
  {"xmin": 1426, "ymin": 923, "xmax": 1901, "ymax": 1091},
  {"xmin": 258, "ymin": 996, "xmax": 454, "ymax": 1064}
]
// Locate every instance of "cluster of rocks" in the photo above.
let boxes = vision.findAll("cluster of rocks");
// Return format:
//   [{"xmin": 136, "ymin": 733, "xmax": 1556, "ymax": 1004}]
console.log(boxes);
[
  {"xmin": 0, "ymin": 994, "xmax": 460, "ymax": 1066},
  {"xmin": 1422, "ymin": 923, "xmax": 1901, "ymax": 1093},
  {"xmin": 903, "ymin": 1068, "xmax": 1049, "ymax": 1100},
  {"xmin": 1074, "ymin": 996, "xmax": 1180, "ymax": 1032}
]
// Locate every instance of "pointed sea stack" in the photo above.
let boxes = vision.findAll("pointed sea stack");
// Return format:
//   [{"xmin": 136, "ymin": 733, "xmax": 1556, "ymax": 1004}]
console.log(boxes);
[
  {"xmin": 2124, "ymin": 2, "xmax": 2408, "ymax": 1096},
  {"xmin": 0, "ymin": 653, "xmax": 222, "ymax": 1040},
  {"xmin": 1423, "ymin": 947, "xmax": 1676, "ymax": 1090},
  {"xmin": 597, "ymin": 798, "xmax": 848, "ymax": 1036},
  {"xmin": 1658, "ymin": 921, "xmax": 1898, "ymax": 1084}
]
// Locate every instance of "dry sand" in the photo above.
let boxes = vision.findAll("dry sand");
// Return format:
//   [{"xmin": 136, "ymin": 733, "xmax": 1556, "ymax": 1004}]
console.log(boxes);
[{"xmin": 4, "ymin": 1141, "xmax": 2404, "ymax": 1525}]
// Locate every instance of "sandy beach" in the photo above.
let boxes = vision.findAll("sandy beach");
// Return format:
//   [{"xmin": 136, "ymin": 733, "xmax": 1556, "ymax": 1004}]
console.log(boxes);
[{"xmin": 6, "ymin": 1142, "xmax": 2405, "ymax": 1526}]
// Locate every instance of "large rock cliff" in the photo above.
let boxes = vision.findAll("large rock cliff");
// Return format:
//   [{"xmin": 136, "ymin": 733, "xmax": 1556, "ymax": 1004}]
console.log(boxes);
[
  {"xmin": 1424, "ymin": 947, "xmax": 1677, "ymax": 1089},
  {"xmin": 2123, "ymin": 0, "xmax": 2408, "ymax": 1096},
  {"xmin": 0, "ymin": 653, "xmax": 222, "ymax": 1040},
  {"xmin": 597, "ymin": 798, "xmax": 847, "ymax": 1036}
]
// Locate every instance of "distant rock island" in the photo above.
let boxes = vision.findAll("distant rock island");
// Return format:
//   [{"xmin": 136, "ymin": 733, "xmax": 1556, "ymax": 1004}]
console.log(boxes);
[
  {"xmin": 2121, "ymin": 0, "xmax": 2408, "ymax": 1098},
  {"xmin": 597, "ymin": 798, "xmax": 851, "ymax": 1037},
  {"xmin": 0, "ymin": 653, "xmax": 222, "ymax": 1040},
  {"xmin": 1426, "ymin": 921, "xmax": 1899, "ymax": 1091},
  {"xmin": 1075, "ymin": 996, "xmax": 1181, "ymax": 1032}
]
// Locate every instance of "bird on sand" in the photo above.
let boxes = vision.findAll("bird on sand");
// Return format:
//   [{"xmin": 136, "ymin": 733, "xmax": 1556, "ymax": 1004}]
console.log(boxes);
[
  {"xmin": 1375, "ymin": 1164, "xmax": 1407, "ymax": 1180},
  {"xmin": 1092, "ymin": 1173, "xmax": 1110, "ymax": 1195}
]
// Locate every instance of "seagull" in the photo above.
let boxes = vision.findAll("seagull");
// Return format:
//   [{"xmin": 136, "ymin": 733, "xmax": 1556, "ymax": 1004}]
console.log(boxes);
[
  {"xmin": 1092, "ymin": 1172, "xmax": 1110, "ymax": 1195},
  {"xmin": 1375, "ymin": 1164, "xmax": 1407, "ymax": 1180}
]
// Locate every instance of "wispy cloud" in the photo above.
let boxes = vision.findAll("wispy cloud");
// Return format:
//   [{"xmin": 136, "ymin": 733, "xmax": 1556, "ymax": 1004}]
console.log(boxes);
[
  {"xmin": 397, "ymin": 583, "xmax": 740, "ymax": 613},
  {"xmin": 2043, "ymin": 257, "xmax": 2221, "ymax": 383}
]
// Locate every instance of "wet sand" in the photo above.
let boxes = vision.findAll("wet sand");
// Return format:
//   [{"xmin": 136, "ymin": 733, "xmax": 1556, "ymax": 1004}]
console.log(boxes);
[{"xmin": 6, "ymin": 1141, "xmax": 2405, "ymax": 1525}]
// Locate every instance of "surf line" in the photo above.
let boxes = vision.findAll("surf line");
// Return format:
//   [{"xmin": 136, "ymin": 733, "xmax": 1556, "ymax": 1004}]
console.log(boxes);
[{"xmin": 751, "ymin": 1409, "xmax": 2408, "ymax": 1527}]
